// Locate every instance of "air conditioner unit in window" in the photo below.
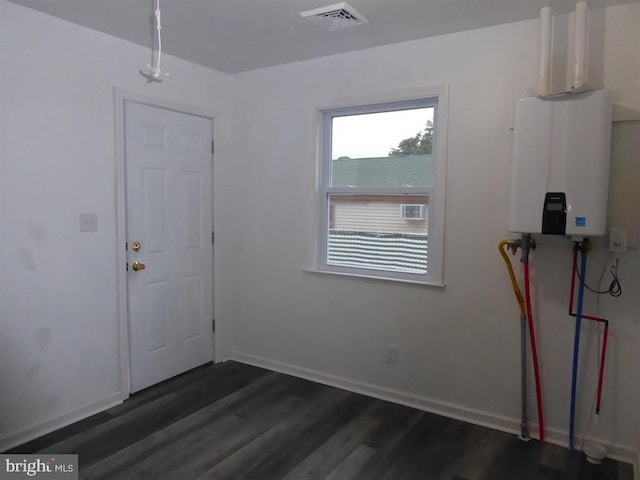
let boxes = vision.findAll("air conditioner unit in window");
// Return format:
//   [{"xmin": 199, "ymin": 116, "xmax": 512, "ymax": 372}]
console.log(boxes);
[{"xmin": 401, "ymin": 204, "xmax": 426, "ymax": 220}]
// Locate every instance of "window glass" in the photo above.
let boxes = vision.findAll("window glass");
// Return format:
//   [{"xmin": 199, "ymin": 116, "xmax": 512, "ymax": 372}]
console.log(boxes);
[
  {"xmin": 319, "ymin": 98, "xmax": 442, "ymax": 283},
  {"xmin": 331, "ymin": 109, "xmax": 434, "ymax": 188},
  {"xmin": 327, "ymin": 195, "xmax": 428, "ymax": 274}
]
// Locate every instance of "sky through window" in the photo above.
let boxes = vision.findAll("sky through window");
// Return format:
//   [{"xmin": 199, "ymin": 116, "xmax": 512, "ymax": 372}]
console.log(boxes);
[{"xmin": 332, "ymin": 107, "xmax": 434, "ymax": 159}]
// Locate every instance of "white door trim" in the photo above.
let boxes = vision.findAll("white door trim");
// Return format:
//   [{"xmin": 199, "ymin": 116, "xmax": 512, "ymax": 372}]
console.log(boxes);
[{"xmin": 113, "ymin": 87, "xmax": 218, "ymax": 399}]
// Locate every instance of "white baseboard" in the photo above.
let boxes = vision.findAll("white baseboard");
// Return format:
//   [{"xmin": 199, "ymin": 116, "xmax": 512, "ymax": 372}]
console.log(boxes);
[
  {"xmin": 215, "ymin": 349, "xmax": 232, "ymax": 364},
  {"xmin": 542, "ymin": 427, "xmax": 635, "ymax": 466},
  {"xmin": 0, "ymin": 392, "xmax": 125, "ymax": 453},
  {"xmin": 230, "ymin": 351, "xmax": 636, "ymax": 466}
]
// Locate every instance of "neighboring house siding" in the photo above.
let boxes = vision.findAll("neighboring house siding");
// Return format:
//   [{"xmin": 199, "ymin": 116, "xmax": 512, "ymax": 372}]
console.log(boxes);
[{"xmin": 332, "ymin": 200, "xmax": 428, "ymax": 235}]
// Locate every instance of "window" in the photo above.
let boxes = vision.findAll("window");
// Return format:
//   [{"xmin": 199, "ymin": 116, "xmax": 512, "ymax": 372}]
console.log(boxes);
[{"xmin": 317, "ymin": 91, "xmax": 447, "ymax": 284}]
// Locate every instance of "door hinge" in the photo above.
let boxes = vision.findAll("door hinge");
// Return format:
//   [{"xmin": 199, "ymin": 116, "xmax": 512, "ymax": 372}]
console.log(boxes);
[
  {"xmin": 212, "ymin": 231, "xmax": 215, "ymax": 245},
  {"xmin": 211, "ymin": 141, "xmax": 215, "ymax": 154},
  {"xmin": 212, "ymin": 318, "xmax": 216, "ymax": 332}
]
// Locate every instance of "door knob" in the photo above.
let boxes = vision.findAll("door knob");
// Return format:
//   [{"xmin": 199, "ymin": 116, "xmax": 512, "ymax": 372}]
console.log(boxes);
[
  {"xmin": 132, "ymin": 241, "xmax": 141, "ymax": 252},
  {"xmin": 132, "ymin": 261, "xmax": 146, "ymax": 272}
]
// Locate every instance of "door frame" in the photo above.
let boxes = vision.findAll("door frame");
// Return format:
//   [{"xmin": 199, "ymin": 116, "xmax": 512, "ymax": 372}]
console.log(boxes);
[{"xmin": 114, "ymin": 88, "xmax": 219, "ymax": 398}]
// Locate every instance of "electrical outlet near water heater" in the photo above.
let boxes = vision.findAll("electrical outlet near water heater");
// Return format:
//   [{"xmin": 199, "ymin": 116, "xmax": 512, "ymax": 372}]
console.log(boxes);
[
  {"xmin": 608, "ymin": 228, "xmax": 627, "ymax": 252},
  {"xmin": 509, "ymin": 90, "xmax": 612, "ymax": 237}
]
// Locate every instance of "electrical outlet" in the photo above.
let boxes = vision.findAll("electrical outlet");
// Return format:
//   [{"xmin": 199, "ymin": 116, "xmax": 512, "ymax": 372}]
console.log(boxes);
[
  {"xmin": 385, "ymin": 345, "xmax": 398, "ymax": 364},
  {"xmin": 627, "ymin": 228, "xmax": 638, "ymax": 249},
  {"xmin": 608, "ymin": 228, "xmax": 627, "ymax": 252},
  {"xmin": 79, "ymin": 213, "xmax": 98, "ymax": 232}
]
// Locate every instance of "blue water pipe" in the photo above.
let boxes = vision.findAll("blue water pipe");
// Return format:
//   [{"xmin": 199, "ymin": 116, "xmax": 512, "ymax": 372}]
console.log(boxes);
[{"xmin": 569, "ymin": 245, "xmax": 588, "ymax": 450}]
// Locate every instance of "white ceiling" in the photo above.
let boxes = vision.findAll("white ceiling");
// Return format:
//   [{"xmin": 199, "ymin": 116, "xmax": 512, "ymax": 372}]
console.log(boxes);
[{"xmin": 8, "ymin": 0, "xmax": 638, "ymax": 74}]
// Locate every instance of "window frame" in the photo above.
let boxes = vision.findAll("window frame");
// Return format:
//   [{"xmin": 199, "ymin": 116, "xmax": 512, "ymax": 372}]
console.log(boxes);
[{"xmin": 315, "ymin": 87, "xmax": 448, "ymax": 286}]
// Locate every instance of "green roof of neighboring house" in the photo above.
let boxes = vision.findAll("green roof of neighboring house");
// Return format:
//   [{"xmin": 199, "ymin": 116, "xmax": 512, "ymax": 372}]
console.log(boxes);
[{"xmin": 332, "ymin": 155, "xmax": 433, "ymax": 188}]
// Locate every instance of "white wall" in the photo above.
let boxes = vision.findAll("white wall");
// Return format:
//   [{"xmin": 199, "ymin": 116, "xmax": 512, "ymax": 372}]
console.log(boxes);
[
  {"xmin": 0, "ymin": 1, "xmax": 231, "ymax": 449},
  {"xmin": 1, "ymin": 0, "xmax": 638, "ymax": 464},
  {"xmin": 225, "ymin": 3, "xmax": 640, "ymax": 461},
  {"xmin": 0, "ymin": 1, "xmax": 3, "ymax": 333}
]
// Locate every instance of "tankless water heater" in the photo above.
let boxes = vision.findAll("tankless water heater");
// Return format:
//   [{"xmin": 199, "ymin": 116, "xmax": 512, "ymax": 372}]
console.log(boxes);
[{"xmin": 509, "ymin": 90, "xmax": 612, "ymax": 236}]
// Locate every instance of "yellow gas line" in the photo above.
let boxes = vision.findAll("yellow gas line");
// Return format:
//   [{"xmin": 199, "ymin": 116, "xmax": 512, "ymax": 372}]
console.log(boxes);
[{"xmin": 498, "ymin": 240, "xmax": 525, "ymax": 317}]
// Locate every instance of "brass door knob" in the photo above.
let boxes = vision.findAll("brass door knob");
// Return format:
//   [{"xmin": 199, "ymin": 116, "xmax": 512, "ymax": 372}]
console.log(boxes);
[
  {"xmin": 132, "ymin": 241, "xmax": 141, "ymax": 252},
  {"xmin": 132, "ymin": 261, "xmax": 146, "ymax": 272}
]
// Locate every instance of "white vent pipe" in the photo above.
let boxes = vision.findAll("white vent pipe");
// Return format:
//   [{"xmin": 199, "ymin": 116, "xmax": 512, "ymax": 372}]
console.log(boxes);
[
  {"xmin": 572, "ymin": 1, "xmax": 589, "ymax": 89},
  {"xmin": 537, "ymin": 6, "xmax": 553, "ymax": 96},
  {"xmin": 566, "ymin": 12, "xmax": 575, "ymax": 91},
  {"xmin": 537, "ymin": 2, "xmax": 590, "ymax": 96}
]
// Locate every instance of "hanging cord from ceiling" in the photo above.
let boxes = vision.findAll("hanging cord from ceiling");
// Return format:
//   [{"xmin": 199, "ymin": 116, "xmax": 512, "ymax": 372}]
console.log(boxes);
[{"xmin": 143, "ymin": 0, "xmax": 169, "ymax": 82}]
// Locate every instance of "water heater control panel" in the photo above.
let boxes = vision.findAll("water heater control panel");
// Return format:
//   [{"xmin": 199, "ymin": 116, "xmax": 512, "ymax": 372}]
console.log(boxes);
[{"xmin": 541, "ymin": 193, "xmax": 567, "ymax": 235}]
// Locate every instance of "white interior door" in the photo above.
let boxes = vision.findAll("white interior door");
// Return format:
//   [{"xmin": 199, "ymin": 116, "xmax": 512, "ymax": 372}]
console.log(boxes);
[{"xmin": 125, "ymin": 101, "xmax": 213, "ymax": 393}]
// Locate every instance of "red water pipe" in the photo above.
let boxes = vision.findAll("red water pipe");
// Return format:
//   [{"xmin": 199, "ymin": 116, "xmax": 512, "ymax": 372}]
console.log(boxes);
[
  {"xmin": 567, "ymin": 244, "xmax": 609, "ymax": 416},
  {"xmin": 567, "ymin": 311, "xmax": 609, "ymax": 415},
  {"xmin": 569, "ymin": 247, "xmax": 578, "ymax": 313},
  {"xmin": 596, "ymin": 322, "xmax": 609, "ymax": 414},
  {"xmin": 524, "ymin": 260, "xmax": 545, "ymax": 442}
]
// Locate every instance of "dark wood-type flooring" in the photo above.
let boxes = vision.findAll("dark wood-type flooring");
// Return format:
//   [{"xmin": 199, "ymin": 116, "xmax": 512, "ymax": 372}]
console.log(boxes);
[{"xmin": 9, "ymin": 361, "xmax": 634, "ymax": 480}]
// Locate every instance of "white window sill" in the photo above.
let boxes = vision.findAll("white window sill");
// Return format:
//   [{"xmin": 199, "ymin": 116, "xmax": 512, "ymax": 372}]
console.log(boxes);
[{"xmin": 303, "ymin": 267, "xmax": 445, "ymax": 288}]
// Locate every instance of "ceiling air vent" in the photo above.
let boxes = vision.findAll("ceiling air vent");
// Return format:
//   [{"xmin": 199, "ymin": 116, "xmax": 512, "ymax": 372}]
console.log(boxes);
[{"xmin": 300, "ymin": 2, "xmax": 368, "ymax": 31}]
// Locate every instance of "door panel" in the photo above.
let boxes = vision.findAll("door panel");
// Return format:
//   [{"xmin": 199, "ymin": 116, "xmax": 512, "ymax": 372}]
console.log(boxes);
[{"xmin": 125, "ymin": 101, "xmax": 213, "ymax": 393}]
